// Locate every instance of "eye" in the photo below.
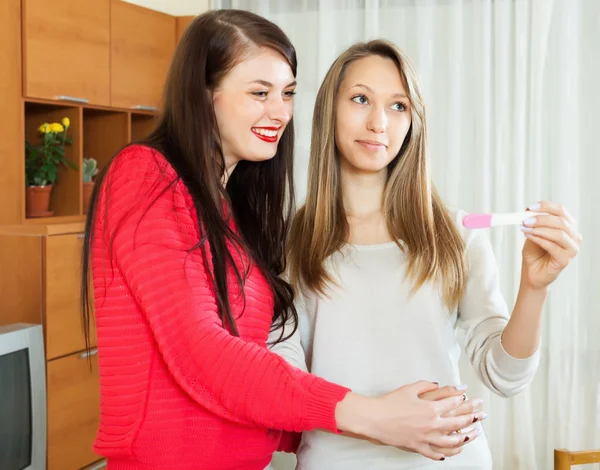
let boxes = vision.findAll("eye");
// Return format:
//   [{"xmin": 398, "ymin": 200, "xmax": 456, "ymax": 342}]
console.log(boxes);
[
  {"xmin": 252, "ymin": 91, "xmax": 268, "ymax": 98},
  {"xmin": 392, "ymin": 102, "xmax": 407, "ymax": 112},
  {"xmin": 351, "ymin": 94, "xmax": 368, "ymax": 105},
  {"xmin": 283, "ymin": 90, "xmax": 296, "ymax": 99}
]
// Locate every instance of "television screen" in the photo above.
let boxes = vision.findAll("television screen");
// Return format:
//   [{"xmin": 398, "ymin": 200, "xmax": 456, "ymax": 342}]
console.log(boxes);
[{"xmin": 0, "ymin": 348, "xmax": 33, "ymax": 470}]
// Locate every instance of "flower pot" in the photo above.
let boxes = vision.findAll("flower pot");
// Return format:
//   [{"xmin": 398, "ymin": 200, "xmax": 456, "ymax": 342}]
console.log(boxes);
[
  {"xmin": 26, "ymin": 185, "xmax": 54, "ymax": 218},
  {"xmin": 83, "ymin": 181, "xmax": 94, "ymax": 214}
]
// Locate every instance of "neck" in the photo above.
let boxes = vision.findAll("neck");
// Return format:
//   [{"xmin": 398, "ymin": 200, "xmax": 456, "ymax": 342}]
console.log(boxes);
[
  {"xmin": 340, "ymin": 160, "xmax": 392, "ymax": 245},
  {"xmin": 340, "ymin": 162, "xmax": 386, "ymax": 218},
  {"xmin": 221, "ymin": 156, "xmax": 238, "ymax": 187}
]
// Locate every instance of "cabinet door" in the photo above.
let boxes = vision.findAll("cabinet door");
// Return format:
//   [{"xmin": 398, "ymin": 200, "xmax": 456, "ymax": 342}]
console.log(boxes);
[
  {"xmin": 110, "ymin": 0, "xmax": 176, "ymax": 109},
  {"xmin": 47, "ymin": 351, "xmax": 101, "ymax": 470},
  {"xmin": 45, "ymin": 233, "xmax": 96, "ymax": 359},
  {"xmin": 0, "ymin": 0, "xmax": 24, "ymax": 224},
  {"xmin": 22, "ymin": 0, "xmax": 111, "ymax": 106}
]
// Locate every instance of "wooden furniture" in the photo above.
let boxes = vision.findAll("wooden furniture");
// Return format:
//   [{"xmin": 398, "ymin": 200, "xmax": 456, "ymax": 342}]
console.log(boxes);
[
  {"xmin": 0, "ymin": 223, "xmax": 103, "ymax": 470},
  {"xmin": 0, "ymin": 2, "xmax": 204, "ymax": 469},
  {"xmin": 555, "ymin": 449, "xmax": 600, "ymax": 470},
  {"xmin": 22, "ymin": 0, "xmax": 112, "ymax": 106},
  {"xmin": 110, "ymin": 0, "xmax": 176, "ymax": 110}
]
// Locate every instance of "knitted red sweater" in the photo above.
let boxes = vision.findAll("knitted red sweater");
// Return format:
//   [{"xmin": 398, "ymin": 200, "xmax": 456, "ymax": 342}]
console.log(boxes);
[{"xmin": 90, "ymin": 145, "xmax": 349, "ymax": 470}]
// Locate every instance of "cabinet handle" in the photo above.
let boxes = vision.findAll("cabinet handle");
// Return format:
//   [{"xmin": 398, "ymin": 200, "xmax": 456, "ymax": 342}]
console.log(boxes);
[
  {"xmin": 87, "ymin": 461, "xmax": 107, "ymax": 470},
  {"xmin": 132, "ymin": 104, "xmax": 158, "ymax": 111},
  {"xmin": 55, "ymin": 95, "xmax": 89, "ymax": 104},
  {"xmin": 79, "ymin": 348, "xmax": 98, "ymax": 359}
]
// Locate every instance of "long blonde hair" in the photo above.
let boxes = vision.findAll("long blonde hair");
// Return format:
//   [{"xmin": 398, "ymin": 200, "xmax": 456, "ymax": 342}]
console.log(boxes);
[{"xmin": 288, "ymin": 40, "xmax": 467, "ymax": 310}]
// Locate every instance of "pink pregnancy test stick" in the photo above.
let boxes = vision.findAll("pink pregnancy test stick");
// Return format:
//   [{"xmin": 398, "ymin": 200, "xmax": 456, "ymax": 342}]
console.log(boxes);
[{"xmin": 463, "ymin": 211, "xmax": 543, "ymax": 229}]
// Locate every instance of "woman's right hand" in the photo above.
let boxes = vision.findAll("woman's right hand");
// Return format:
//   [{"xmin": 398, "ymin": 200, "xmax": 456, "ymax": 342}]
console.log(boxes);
[{"xmin": 335, "ymin": 381, "xmax": 486, "ymax": 461}]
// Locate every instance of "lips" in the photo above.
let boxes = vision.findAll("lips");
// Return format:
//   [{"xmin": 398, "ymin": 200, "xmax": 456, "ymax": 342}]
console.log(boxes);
[
  {"xmin": 356, "ymin": 139, "xmax": 387, "ymax": 151},
  {"xmin": 252, "ymin": 127, "xmax": 279, "ymax": 143}
]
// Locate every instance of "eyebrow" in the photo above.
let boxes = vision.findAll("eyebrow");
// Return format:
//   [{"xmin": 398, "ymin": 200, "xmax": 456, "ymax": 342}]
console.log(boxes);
[
  {"xmin": 249, "ymin": 79, "xmax": 297, "ymax": 88},
  {"xmin": 351, "ymin": 83, "xmax": 408, "ymax": 99}
]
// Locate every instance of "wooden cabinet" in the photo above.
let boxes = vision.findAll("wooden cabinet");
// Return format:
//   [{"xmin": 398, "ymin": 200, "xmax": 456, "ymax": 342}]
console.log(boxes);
[
  {"xmin": 0, "ymin": 224, "xmax": 103, "ymax": 470},
  {"xmin": 110, "ymin": 0, "xmax": 176, "ymax": 109},
  {"xmin": 47, "ymin": 351, "xmax": 101, "ymax": 470},
  {"xmin": 1, "ymin": 2, "xmax": 205, "ymax": 469},
  {"xmin": 22, "ymin": 0, "xmax": 111, "ymax": 106},
  {"xmin": 45, "ymin": 233, "xmax": 95, "ymax": 360},
  {"xmin": 0, "ymin": 0, "xmax": 24, "ymax": 225}
]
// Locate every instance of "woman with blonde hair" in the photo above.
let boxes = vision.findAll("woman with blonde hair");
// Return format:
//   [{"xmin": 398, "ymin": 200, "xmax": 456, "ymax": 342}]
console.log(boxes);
[{"xmin": 271, "ymin": 39, "xmax": 581, "ymax": 468}]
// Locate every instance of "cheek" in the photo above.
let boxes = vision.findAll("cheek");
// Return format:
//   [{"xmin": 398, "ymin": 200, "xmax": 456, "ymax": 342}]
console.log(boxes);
[
  {"xmin": 335, "ymin": 109, "xmax": 361, "ymax": 147},
  {"xmin": 388, "ymin": 116, "xmax": 412, "ymax": 154}
]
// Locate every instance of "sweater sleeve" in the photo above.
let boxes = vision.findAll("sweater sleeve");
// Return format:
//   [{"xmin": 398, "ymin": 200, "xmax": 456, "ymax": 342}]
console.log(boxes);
[
  {"xmin": 457, "ymin": 229, "xmax": 540, "ymax": 398},
  {"xmin": 101, "ymin": 146, "xmax": 349, "ymax": 432}
]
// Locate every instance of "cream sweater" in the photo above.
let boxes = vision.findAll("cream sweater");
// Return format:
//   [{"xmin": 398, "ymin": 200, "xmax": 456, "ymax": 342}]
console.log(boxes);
[{"xmin": 269, "ymin": 209, "xmax": 540, "ymax": 469}]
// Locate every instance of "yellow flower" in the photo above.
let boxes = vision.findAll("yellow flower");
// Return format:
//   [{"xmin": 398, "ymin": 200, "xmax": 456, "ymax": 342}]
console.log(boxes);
[
  {"xmin": 38, "ymin": 123, "xmax": 50, "ymax": 133},
  {"xmin": 49, "ymin": 123, "xmax": 64, "ymax": 133},
  {"xmin": 62, "ymin": 117, "xmax": 70, "ymax": 128}
]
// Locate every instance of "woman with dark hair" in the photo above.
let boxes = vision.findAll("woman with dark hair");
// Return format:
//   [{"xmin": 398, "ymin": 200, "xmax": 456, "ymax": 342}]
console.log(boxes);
[{"xmin": 80, "ymin": 10, "xmax": 481, "ymax": 469}]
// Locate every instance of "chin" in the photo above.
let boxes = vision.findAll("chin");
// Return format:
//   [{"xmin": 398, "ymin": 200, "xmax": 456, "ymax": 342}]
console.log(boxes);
[{"xmin": 244, "ymin": 152, "xmax": 278, "ymax": 163}]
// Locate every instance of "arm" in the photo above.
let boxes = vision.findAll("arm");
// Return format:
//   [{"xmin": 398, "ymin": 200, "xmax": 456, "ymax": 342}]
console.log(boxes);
[
  {"xmin": 268, "ymin": 295, "xmax": 311, "ymax": 452},
  {"xmin": 458, "ymin": 231, "xmax": 540, "ymax": 398},
  {"xmin": 102, "ymin": 146, "xmax": 349, "ymax": 433},
  {"xmin": 501, "ymin": 201, "xmax": 581, "ymax": 358}
]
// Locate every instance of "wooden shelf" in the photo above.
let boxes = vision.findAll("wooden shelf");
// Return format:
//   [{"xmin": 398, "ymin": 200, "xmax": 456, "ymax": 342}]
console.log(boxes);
[
  {"xmin": 83, "ymin": 108, "xmax": 130, "ymax": 176},
  {"xmin": 23, "ymin": 99, "xmax": 158, "ymax": 225},
  {"xmin": 131, "ymin": 112, "xmax": 157, "ymax": 142},
  {"xmin": 24, "ymin": 101, "xmax": 83, "ymax": 219}
]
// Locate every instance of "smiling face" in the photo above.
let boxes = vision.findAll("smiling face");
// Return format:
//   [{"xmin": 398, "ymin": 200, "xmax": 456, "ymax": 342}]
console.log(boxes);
[
  {"xmin": 334, "ymin": 54, "xmax": 412, "ymax": 177},
  {"xmin": 212, "ymin": 46, "xmax": 296, "ymax": 169}
]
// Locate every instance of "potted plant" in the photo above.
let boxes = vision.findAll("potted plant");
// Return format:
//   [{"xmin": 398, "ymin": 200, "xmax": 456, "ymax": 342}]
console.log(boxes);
[
  {"xmin": 82, "ymin": 157, "xmax": 99, "ymax": 213},
  {"xmin": 25, "ymin": 117, "xmax": 76, "ymax": 217}
]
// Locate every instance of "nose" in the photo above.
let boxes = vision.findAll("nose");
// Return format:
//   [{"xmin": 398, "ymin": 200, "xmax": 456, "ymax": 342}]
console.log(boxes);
[
  {"xmin": 267, "ymin": 95, "xmax": 292, "ymax": 124},
  {"xmin": 367, "ymin": 106, "xmax": 388, "ymax": 133}
]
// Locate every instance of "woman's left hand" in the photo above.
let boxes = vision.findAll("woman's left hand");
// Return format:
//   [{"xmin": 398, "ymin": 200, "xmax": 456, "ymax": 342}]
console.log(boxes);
[{"xmin": 520, "ymin": 201, "xmax": 582, "ymax": 290}]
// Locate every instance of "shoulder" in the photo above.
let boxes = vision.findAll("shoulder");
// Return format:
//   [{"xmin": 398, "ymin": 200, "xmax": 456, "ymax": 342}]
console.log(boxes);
[
  {"xmin": 108, "ymin": 144, "xmax": 177, "ymax": 182},
  {"xmin": 445, "ymin": 205, "xmax": 481, "ymax": 248},
  {"xmin": 102, "ymin": 144, "xmax": 193, "ymax": 215}
]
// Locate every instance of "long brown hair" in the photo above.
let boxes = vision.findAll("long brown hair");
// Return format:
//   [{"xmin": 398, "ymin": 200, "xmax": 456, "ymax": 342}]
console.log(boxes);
[
  {"xmin": 288, "ymin": 40, "xmax": 466, "ymax": 310},
  {"xmin": 81, "ymin": 9, "xmax": 298, "ymax": 348}
]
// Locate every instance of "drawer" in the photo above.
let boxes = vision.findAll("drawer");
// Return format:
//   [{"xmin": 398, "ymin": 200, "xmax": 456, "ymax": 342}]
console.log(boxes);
[
  {"xmin": 47, "ymin": 350, "xmax": 101, "ymax": 470},
  {"xmin": 44, "ymin": 233, "xmax": 96, "ymax": 359}
]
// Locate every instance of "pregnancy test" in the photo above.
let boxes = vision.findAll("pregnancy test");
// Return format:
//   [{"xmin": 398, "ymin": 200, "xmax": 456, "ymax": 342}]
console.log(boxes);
[{"xmin": 462, "ymin": 211, "xmax": 544, "ymax": 229}]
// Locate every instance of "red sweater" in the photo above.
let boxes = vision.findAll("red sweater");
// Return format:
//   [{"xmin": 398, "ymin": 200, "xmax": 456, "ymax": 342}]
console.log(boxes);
[{"xmin": 91, "ymin": 145, "xmax": 349, "ymax": 470}]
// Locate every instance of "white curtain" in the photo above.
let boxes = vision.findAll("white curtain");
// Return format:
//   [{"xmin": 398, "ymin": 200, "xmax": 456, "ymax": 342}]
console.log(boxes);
[{"xmin": 211, "ymin": 1, "xmax": 600, "ymax": 468}]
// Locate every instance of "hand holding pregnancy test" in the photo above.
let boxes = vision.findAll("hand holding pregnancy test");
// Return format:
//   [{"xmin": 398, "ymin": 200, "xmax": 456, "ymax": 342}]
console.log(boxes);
[{"xmin": 463, "ymin": 201, "xmax": 582, "ymax": 290}]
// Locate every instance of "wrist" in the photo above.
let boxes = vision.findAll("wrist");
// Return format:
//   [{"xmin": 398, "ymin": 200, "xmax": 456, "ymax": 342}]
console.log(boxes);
[
  {"xmin": 335, "ymin": 392, "xmax": 378, "ymax": 436},
  {"xmin": 519, "ymin": 278, "xmax": 550, "ymax": 297}
]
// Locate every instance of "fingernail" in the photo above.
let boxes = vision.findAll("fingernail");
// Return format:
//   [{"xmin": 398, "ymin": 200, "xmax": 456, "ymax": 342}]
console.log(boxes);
[
  {"xmin": 464, "ymin": 435, "xmax": 470, "ymax": 442},
  {"xmin": 523, "ymin": 217, "xmax": 536, "ymax": 226},
  {"xmin": 481, "ymin": 412, "xmax": 489, "ymax": 420},
  {"xmin": 440, "ymin": 457, "xmax": 445, "ymax": 461},
  {"xmin": 455, "ymin": 384, "xmax": 468, "ymax": 390},
  {"xmin": 433, "ymin": 382, "xmax": 439, "ymax": 385},
  {"xmin": 462, "ymin": 394, "xmax": 467, "ymax": 401},
  {"xmin": 520, "ymin": 225, "xmax": 533, "ymax": 232},
  {"xmin": 528, "ymin": 203, "xmax": 541, "ymax": 210},
  {"xmin": 473, "ymin": 417, "xmax": 478, "ymax": 423}
]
